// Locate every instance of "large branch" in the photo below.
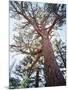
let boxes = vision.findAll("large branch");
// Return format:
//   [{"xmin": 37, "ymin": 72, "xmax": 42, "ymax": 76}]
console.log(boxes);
[
  {"xmin": 10, "ymin": 45, "xmax": 42, "ymax": 55},
  {"xmin": 28, "ymin": 53, "xmax": 41, "ymax": 70},
  {"xmin": 10, "ymin": 1, "xmax": 33, "ymax": 25},
  {"xmin": 10, "ymin": 1, "xmax": 45, "ymax": 37},
  {"xmin": 33, "ymin": 24, "xmax": 45, "ymax": 37},
  {"xmin": 48, "ymin": 15, "xmax": 60, "ymax": 34}
]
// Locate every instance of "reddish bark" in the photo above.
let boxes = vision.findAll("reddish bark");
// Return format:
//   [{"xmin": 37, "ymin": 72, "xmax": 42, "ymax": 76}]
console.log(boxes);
[{"xmin": 42, "ymin": 32, "xmax": 66, "ymax": 86}]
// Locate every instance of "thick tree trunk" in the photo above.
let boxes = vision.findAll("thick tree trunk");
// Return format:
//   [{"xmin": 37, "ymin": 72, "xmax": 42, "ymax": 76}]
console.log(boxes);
[{"xmin": 42, "ymin": 34, "xmax": 66, "ymax": 86}]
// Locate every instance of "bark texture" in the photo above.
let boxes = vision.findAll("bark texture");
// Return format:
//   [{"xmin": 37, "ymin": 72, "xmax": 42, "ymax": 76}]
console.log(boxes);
[{"xmin": 42, "ymin": 32, "xmax": 66, "ymax": 86}]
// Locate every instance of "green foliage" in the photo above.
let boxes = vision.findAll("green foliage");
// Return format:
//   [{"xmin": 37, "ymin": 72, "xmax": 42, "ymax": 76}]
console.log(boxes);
[{"xmin": 19, "ymin": 76, "xmax": 30, "ymax": 88}]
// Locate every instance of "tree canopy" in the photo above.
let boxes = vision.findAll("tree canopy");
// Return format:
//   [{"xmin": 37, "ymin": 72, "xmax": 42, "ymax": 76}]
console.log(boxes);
[{"xmin": 9, "ymin": 1, "xmax": 66, "ymax": 88}]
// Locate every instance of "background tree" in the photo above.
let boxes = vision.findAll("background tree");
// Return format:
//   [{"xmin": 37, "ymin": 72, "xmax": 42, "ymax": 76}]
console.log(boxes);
[
  {"xmin": 10, "ymin": 56, "xmax": 45, "ymax": 88},
  {"xmin": 54, "ymin": 39, "xmax": 66, "ymax": 68},
  {"xmin": 52, "ymin": 38, "xmax": 66, "ymax": 79},
  {"xmin": 9, "ymin": 76, "xmax": 20, "ymax": 89}
]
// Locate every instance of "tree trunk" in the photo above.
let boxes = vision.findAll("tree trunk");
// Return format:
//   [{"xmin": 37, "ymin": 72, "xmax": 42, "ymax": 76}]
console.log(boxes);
[
  {"xmin": 42, "ymin": 33, "xmax": 66, "ymax": 86},
  {"xmin": 35, "ymin": 68, "xmax": 39, "ymax": 87}
]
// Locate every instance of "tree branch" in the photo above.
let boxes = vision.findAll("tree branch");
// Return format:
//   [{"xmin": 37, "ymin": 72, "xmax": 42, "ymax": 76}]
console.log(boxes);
[
  {"xmin": 28, "ymin": 53, "xmax": 41, "ymax": 70},
  {"xmin": 10, "ymin": 45, "xmax": 42, "ymax": 55},
  {"xmin": 48, "ymin": 16, "xmax": 60, "ymax": 34}
]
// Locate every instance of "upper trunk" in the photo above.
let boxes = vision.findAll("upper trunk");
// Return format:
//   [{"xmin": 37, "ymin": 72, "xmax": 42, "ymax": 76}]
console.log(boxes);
[{"xmin": 42, "ymin": 33, "xmax": 66, "ymax": 86}]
